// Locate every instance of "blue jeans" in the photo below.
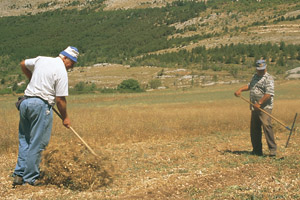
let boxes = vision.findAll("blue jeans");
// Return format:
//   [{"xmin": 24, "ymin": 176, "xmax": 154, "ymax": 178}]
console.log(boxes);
[{"xmin": 14, "ymin": 98, "xmax": 53, "ymax": 184}]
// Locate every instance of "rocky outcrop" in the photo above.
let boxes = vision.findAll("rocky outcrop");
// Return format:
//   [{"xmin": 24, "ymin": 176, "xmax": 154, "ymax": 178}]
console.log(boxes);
[{"xmin": 285, "ymin": 67, "xmax": 300, "ymax": 80}]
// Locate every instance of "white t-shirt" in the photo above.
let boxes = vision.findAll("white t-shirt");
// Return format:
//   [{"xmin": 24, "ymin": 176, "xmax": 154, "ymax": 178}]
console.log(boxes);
[{"xmin": 24, "ymin": 56, "xmax": 68, "ymax": 106}]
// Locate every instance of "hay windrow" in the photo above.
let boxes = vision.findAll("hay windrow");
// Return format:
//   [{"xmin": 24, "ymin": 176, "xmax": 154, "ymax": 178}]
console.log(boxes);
[{"xmin": 40, "ymin": 141, "xmax": 113, "ymax": 191}]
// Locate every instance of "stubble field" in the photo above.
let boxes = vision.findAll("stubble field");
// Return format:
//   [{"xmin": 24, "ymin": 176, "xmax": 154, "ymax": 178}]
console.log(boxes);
[{"xmin": 0, "ymin": 80, "xmax": 299, "ymax": 199}]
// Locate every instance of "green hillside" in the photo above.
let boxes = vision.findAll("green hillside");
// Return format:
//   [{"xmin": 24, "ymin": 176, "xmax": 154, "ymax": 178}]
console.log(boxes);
[{"xmin": 0, "ymin": 0, "xmax": 300, "ymax": 92}]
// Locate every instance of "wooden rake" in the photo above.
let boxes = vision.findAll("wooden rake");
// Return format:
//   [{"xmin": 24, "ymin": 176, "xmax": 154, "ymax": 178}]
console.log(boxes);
[
  {"xmin": 52, "ymin": 107, "xmax": 99, "ymax": 157},
  {"xmin": 239, "ymin": 95, "xmax": 298, "ymax": 148}
]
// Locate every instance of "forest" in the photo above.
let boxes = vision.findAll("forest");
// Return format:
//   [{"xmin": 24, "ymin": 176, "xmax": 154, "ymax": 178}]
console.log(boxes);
[{"xmin": 0, "ymin": 0, "xmax": 300, "ymax": 93}]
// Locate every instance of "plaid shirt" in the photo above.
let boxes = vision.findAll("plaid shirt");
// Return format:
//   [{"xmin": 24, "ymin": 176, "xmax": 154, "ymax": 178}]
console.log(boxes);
[{"xmin": 248, "ymin": 72, "xmax": 274, "ymax": 110}]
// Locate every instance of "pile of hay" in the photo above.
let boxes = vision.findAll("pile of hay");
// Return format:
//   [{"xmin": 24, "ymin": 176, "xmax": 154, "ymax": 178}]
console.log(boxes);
[{"xmin": 40, "ymin": 141, "xmax": 113, "ymax": 191}]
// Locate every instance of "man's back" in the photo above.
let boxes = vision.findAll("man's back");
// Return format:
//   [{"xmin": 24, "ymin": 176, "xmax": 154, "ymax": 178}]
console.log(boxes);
[{"xmin": 24, "ymin": 56, "xmax": 68, "ymax": 105}]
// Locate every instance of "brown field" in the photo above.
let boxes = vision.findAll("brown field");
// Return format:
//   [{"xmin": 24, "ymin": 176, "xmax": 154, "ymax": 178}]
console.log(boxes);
[
  {"xmin": 0, "ymin": 0, "xmax": 299, "ymax": 197},
  {"xmin": 0, "ymin": 80, "xmax": 299, "ymax": 199},
  {"xmin": 67, "ymin": 64, "xmax": 246, "ymax": 90}
]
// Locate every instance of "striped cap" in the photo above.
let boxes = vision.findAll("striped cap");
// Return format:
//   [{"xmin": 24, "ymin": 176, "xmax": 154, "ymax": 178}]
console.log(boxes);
[
  {"xmin": 60, "ymin": 46, "xmax": 79, "ymax": 62},
  {"xmin": 256, "ymin": 59, "xmax": 267, "ymax": 70}
]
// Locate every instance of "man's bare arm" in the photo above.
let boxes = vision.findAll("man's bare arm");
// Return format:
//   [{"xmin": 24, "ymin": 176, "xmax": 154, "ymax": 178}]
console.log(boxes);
[
  {"xmin": 234, "ymin": 85, "xmax": 250, "ymax": 97},
  {"xmin": 253, "ymin": 94, "xmax": 272, "ymax": 110},
  {"xmin": 55, "ymin": 96, "xmax": 71, "ymax": 128},
  {"xmin": 20, "ymin": 60, "xmax": 32, "ymax": 80}
]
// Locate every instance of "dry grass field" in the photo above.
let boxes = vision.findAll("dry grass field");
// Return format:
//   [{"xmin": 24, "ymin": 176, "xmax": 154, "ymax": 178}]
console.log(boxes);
[
  {"xmin": 67, "ymin": 64, "xmax": 244, "ymax": 90},
  {"xmin": 1, "ymin": 0, "xmax": 299, "ymax": 198},
  {"xmin": 0, "ymin": 79, "xmax": 299, "ymax": 199}
]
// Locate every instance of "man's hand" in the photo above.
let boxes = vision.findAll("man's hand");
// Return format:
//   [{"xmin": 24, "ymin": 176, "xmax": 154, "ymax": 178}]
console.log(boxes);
[
  {"xmin": 253, "ymin": 102, "xmax": 261, "ymax": 110},
  {"xmin": 234, "ymin": 90, "xmax": 241, "ymax": 97},
  {"xmin": 63, "ymin": 117, "xmax": 71, "ymax": 128},
  {"xmin": 234, "ymin": 85, "xmax": 249, "ymax": 97}
]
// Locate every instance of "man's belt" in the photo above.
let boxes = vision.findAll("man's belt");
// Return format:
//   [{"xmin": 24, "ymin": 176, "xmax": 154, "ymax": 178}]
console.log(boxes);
[{"xmin": 24, "ymin": 96, "xmax": 51, "ymax": 106}]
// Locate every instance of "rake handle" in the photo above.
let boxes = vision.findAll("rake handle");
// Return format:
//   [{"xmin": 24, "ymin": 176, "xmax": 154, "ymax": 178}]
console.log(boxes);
[
  {"xmin": 285, "ymin": 113, "xmax": 298, "ymax": 148},
  {"xmin": 52, "ymin": 107, "xmax": 99, "ymax": 157},
  {"xmin": 239, "ymin": 95, "xmax": 291, "ymax": 131}
]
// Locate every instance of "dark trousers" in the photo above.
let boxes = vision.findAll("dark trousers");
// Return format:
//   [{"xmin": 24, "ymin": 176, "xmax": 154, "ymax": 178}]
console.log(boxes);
[{"xmin": 250, "ymin": 109, "xmax": 277, "ymax": 155}]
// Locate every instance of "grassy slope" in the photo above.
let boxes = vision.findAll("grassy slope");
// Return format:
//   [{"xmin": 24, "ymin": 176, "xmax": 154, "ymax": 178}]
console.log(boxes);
[
  {"xmin": 0, "ymin": 0, "xmax": 299, "ymax": 96},
  {"xmin": 1, "ymin": 1, "xmax": 300, "ymax": 68}
]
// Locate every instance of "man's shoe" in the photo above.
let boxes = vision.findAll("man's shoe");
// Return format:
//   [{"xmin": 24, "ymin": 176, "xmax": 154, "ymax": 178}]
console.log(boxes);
[
  {"xmin": 12, "ymin": 175, "xmax": 23, "ymax": 186},
  {"xmin": 269, "ymin": 154, "xmax": 276, "ymax": 158},
  {"xmin": 29, "ymin": 179, "xmax": 42, "ymax": 186},
  {"xmin": 251, "ymin": 151, "xmax": 263, "ymax": 156},
  {"xmin": 270, "ymin": 151, "xmax": 276, "ymax": 157}
]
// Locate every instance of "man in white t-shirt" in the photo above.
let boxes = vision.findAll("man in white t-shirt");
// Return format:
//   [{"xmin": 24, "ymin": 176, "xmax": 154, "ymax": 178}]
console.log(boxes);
[{"xmin": 13, "ymin": 46, "xmax": 79, "ymax": 186}]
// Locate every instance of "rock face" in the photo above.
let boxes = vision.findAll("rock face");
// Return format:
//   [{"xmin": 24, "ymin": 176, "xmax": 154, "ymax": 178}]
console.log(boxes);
[
  {"xmin": 0, "ymin": 0, "xmax": 178, "ymax": 17},
  {"xmin": 286, "ymin": 67, "xmax": 300, "ymax": 80},
  {"xmin": 104, "ymin": 0, "xmax": 176, "ymax": 10},
  {"xmin": 0, "ymin": 0, "xmax": 73, "ymax": 16}
]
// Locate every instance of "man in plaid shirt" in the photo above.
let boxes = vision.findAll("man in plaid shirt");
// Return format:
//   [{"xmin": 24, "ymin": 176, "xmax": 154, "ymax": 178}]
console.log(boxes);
[{"xmin": 235, "ymin": 60, "xmax": 276, "ymax": 157}]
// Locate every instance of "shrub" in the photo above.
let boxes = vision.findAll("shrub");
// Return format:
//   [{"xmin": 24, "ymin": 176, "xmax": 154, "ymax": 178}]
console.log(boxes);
[
  {"xmin": 72, "ymin": 82, "xmax": 98, "ymax": 94},
  {"xmin": 15, "ymin": 83, "xmax": 27, "ymax": 94},
  {"xmin": 74, "ymin": 81, "xmax": 85, "ymax": 92},
  {"xmin": 0, "ymin": 88, "xmax": 11, "ymax": 95},
  {"xmin": 117, "ymin": 79, "xmax": 144, "ymax": 93},
  {"xmin": 12, "ymin": 82, "xmax": 18, "ymax": 91},
  {"xmin": 148, "ymin": 79, "xmax": 162, "ymax": 89},
  {"xmin": 100, "ymin": 88, "xmax": 117, "ymax": 93},
  {"xmin": 228, "ymin": 66, "xmax": 239, "ymax": 78}
]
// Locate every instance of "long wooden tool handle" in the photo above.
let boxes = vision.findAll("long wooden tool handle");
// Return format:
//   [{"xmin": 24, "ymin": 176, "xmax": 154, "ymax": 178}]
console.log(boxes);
[
  {"xmin": 285, "ymin": 113, "xmax": 298, "ymax": 148},
  {"xmin": 52, "ymin": 107, "xmax": 99, "ymax": 157},
  {"xmin": 69, "ymin": 126, "xmax": 99, "ymax": 157},
  {"xmin": 239, "ymin": 95, "xmax": 291, "ymax": 131}
]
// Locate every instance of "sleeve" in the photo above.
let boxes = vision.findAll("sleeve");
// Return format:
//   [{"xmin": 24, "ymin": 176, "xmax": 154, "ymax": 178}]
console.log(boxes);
[
  {"xmin": 248, "ymin": 74, "xmax": 255, "ymax": 89},
  {"xmin": 24, "ymin": 57, "xmax": 40, "ymax": 72},
  {"xmin": 55, "ymin": 72, "xmax": 69, "ymax": 97},
  {"xmin": 265, "ymin": 76, "xmax": 274, "ymax": 96}
]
